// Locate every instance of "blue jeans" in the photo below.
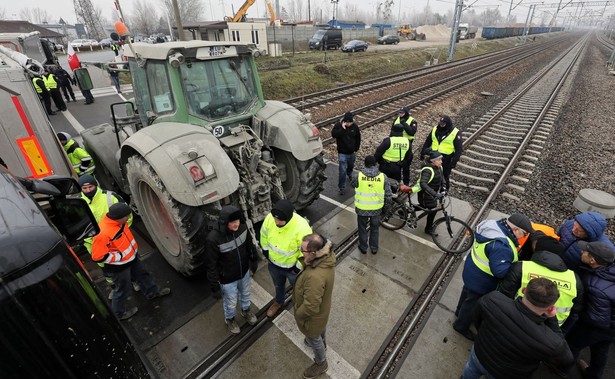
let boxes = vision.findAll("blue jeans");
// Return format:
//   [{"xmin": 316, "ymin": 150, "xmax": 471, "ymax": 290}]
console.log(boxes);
[
  {"xmin": 462, "ymin": 346, "xmax": 494, "ymax": 379},
  {"xmin": 338, "ymin": 153, "xmax": 355, "ymax": 190},
  {"xmin": 268, "ymin": 263, "xmax": 297, "ymax": 304},
  {"xmin": 357, "ymin": 214, "xmax": 380, "ymax": 252},
  {"xmin": 111, "ymin": 75, "xmax": 121, "ymax": 92},
  {"xmin": 108, "ymin": 259, "xmax": 159, "ymax": 317},
  {"xmin": 454, "ymin": 286, "xmax": 482, "ymax": 333},
  {"xmin": 305, "ymin": 329, "xmax": 327, "ymax": 364},
  {"xmin": 221, "ymin": 271, "xmax": 252, "ymax": 320},
  {"xmin": 566, "ymin": 319, "xmax": 614, "ymax": 378}
]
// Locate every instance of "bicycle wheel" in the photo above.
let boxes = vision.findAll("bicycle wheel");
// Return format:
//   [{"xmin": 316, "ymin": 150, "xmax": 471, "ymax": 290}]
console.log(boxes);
[
  {"xmin": 380, "ymin": 201, "xmax": 407, "ymax": 230},
  {"xmin": 431, "ymin": 216, "xmax": 474, "ymax": 254}
]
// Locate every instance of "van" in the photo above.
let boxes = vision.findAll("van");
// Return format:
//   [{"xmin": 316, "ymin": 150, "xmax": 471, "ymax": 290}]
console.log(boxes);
[{"xmin": 309, "ymin": 29, "xmax": 343, "ymax": 50}]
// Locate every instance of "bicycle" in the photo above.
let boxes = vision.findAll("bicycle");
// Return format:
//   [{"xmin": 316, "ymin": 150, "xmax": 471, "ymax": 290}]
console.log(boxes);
[{"xmin": 380, "ymin": 183, "xmax": 474, "ymax": 254}]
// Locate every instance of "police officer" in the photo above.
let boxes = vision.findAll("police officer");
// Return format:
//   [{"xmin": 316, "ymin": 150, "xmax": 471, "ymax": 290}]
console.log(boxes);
[
  {"xmin": 420, "ymin": 114, "xmax": 462, "ymax": 190},
  {"xmin": 42, "ymin": 69, "xmax": 66, "ymax": 112},
  {"xmin": 409, "ymin": 150, "xmax": 444, "ymax": 235},
  {"xmin": 374, "ymin": 124, "xmax": 412, "ymax": 185},
  {"xmin": 260, "ymin": 199, "xmax": 312, "ymax": 318},
  {"xmin": 57, "ymin": 132, "xmax": 95, "ymax": 176},
  {"xmin": 54, "ymin": 66, "xmax": 77, "ymax": 103},
  {"xmin": 391, "ymin": 107, "xmax": 418, "ymax": 153},
  {"xmin": 32, "ymin": 74, "xmax": 54, "ymax": 115},
  {"xmin": 111, "ymin": 42, "xmax": 119, "ymax": 56},
  {"xmin": 498, "ymin": 248, "xmax": 583, "ymax": 330},
  {"xmin": 352, "ymin": 155, "xmax": 392, "ymax": 254}
]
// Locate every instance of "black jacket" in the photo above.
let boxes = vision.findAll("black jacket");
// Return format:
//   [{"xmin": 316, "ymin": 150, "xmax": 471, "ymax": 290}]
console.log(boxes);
[
  {"xmin": 205, "ymin": 206, "xmax": 256, "ymax": 285},
  {"xmin": 420, "ymin": 124, "xmax": 463, "ymax": 164},
  {"xmin": 473, "ymin": 291, "xmax": 574, "ymax": 378},
  {"xmin": 55, "ymin": 68, "xmax": 74, "ymax": 86},
  {"xmin": 498, "ymin": 250, "xmax": 584, "ymax": 320},
  {"xmin": 331, "ymin": 120, "xmax": 361, "ymax": 154},
  {"xmin": 415, "ymin": 162, "xmax": 443, "ymax": 209}
]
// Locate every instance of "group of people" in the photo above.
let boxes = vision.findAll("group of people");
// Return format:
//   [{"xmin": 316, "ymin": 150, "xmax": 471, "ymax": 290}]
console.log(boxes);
[
  {"xmin": 33, "ymin": 66, "xmax": 95, "ymax": 116},
  {"xmin": 204, "ymin": 198, "xmax": 335, "ymax": 379},
  {"xmin": 332, "ymin": 108, "xmax": 462, "ymax": 254},
  {"xmin": 455, "ymin": 211, "xmax": 615, "ymax": 379}
]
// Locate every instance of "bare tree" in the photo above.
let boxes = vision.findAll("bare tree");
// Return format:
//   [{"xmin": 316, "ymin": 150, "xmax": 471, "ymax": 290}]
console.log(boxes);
[
  {"xmin": 0, "ymin": 7, "xmax": 7, "ymax": 20},
  {"xmin": 160, "ymin": 0, "xmax": 204, "ymax": 26},
  {"xmin": 131, "ymin": 0, "xmax": 159, "ymax": 36},
  {"xmin": 480, "ymin": 8, "xmax": 502, "ymax": 26}
]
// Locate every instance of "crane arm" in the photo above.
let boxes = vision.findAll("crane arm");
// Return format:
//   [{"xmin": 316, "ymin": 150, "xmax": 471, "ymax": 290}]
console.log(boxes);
[
  {"xmin": 231, "ymin": 0, "xmax": 257, "ymax": 22},
  {"xmin": 266, "ymin": 1, "xmax": 275, "ymax": 25}
]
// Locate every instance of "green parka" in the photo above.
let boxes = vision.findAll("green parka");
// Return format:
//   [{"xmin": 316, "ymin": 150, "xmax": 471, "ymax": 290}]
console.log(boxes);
[{"xmin": 293, "ymin": 241, "xmax": 336, "ymax": 339}]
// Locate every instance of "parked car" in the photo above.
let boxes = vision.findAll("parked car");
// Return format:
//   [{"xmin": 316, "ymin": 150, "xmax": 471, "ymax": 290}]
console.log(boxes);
[
  {"xmin": 341, "ymin": 40, "xmax": 368, "ymax": 52},
  {"xmin": 99, "ymin": 38, "xmax": 113, "ymax": 48},
  {"xmin": 70, "ymin": 39, "xmax": 85, "ymax": 48},
  {"xmin": 87, "ymin": 39, "xmax": 100, "ymax": 47},
  {"xmin": 377, "ymin": 35, "xmax": 400, "ymax": 45}
]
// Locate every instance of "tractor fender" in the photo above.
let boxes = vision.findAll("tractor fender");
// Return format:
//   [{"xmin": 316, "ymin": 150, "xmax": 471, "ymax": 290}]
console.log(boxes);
[
  {"xmin": 120, "ymin": 122, "xmax": 240, "ymax": 207},
  {"xmin": 254, "ymin": 100, "xmax": 323, "ymax": 161},
  {"xmin": 80, "ymin": 123, "xmax": 125, "ymax": 190}
]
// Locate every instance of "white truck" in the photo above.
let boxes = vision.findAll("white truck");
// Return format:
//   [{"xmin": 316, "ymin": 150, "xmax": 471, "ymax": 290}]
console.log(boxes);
[
  {"xmin": 0, "ymin": 31, "xmax": 60, "ymax": 69},
  {"xmin": 458, "ymin": 23, "xmax": 478, "ymax": 40}
]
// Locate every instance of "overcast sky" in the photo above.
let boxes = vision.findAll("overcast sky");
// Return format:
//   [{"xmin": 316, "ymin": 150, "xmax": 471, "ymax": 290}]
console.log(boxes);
[{"xmin": 1, "ymin": 0, "xmax": 563, "ymax": 26}]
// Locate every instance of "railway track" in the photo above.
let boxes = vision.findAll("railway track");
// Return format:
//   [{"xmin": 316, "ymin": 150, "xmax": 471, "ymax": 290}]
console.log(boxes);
[
  {"xmin": 312, "ymin": 37, "xmax": 575, "ymax": 147},
  {"xmin": 361, "ymin": 34, "xmax": 589, "ymax": 379}
]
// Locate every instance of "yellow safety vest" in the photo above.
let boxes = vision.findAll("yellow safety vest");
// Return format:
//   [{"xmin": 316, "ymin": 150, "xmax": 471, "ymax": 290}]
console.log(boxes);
[
  {"xmin": 395, "ymin": 116, "xmax": 415, "ymax": 141},
  {"xmin": 382, "ymin": 136, "xmax": 410, "ymax": 163},
  {"xmin": 32, "ymin": 77, "xmax": 43, "ymax": 93},
  {"xmin": 43, "ymin": 75, "xmax": 58, "ymax": 90},
  {"xmin": 260, "ymin": 212, "xmax": 312, "ymax": 269},
  {"xmin": 430, "ymin": 127, "xmax": 459, "ymax": 155},
  {"xmin": 471, "ymin": 237, "xmax": 518, "ymax": 276},
  {"xmin": 517, "ymin": 261, "xmax": 577, "ymax": 325},
  {"xmin": 411, "ymin": 166, "xmax": 435, "ymax": 193},
  {"xmin": 355, "ymin": 172, "xmax": 385, "ymax": 211},
  {"xmin": 63, "ymin": 139, "xmax": 95, "ymax": 175}
]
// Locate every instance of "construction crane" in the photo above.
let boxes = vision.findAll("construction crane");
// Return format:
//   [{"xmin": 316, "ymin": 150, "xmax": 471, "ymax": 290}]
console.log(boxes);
[
  {"xmin": 226, "ymin": 0, "xmax": 257, "ymax": 22},
  {"xmin": 266, "ymin": 1, "xmax": 276, "ymax": 25}
]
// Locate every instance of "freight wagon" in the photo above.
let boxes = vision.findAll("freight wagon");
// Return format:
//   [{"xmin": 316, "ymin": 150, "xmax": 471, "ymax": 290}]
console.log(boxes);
[{"xmin": 481, "ymin": 26, "xmax": 564, "ymax": 40}]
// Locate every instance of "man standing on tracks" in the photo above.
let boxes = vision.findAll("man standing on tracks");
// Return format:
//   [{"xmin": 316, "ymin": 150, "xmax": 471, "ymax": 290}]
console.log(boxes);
[
  {"xmin": 331, "ymin": 112, "xmax": 361, "ymax": 195},
  {"xmin": 453, "ymin": 213, "xmax": 533, "ymax": 340},
  {"xmin": 374, "ymin": 124, "xmax": 412, "ymax": 185},
  {"xmin": 205, "ymin": 205, "xmax": 259, "ymax": 335},
  {"xmin": 420, "ymin": 115, "xmax": 462, "ymax": 191},
  {"xmin": 260, "ymin": 199, "xmax": 312, "ymax": 318},
  {"xmin": 294, "ymin": 233, "xmax": 335, "ymax": 379},
  {"xmin": 57, "ymin": 132, "xmax": 95, "ymax": 176},
  {"xmin": 497, "ymin": 244, "xmax": 583, "ymax": 331},
  {"xmin": 91, "ymin": 203, "xmax": 171, "ymax": 320},
  {"xmin": 351, "ymin": 155, "xmax": 392, "ymax": 254},
  {"xmin": 391, "ymin": 106, "xmax": 418, "ymax": 166},
  {"xmin": 410, "ymin": 150, "xmax": 444, "ymax": 235},
  {"xmin": 461, "ymin": 277, "xmax": 574, "ymax": 379},
  {"xmin": 564, "ymin": 241, "xmax": 615, "ymax": 379}
]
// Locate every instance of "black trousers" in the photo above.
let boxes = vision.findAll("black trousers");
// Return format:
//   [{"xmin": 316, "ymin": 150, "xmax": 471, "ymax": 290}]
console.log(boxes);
[
  {"xmin": 38, "ymin": 92, "xmax": 53, "ymax": 114},
  {"xmin": 60, "ymin": 83, "xmax": 76, "ymax": 101},
  {"xmin": 379, "ymin": 158, "xmax": 411, "ymax": 185},
  {"xmin": 49, "ymin": 89, "xmax": 66, "ymax": 111}
]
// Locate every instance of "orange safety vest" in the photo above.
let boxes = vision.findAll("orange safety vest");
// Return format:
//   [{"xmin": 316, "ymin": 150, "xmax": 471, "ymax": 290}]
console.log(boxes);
[
  {"xmin": 92, "ymin": 216, "xmax": 138, "ymax": 265},
  {"xmin": 517, "ymin": 222, "xmax": 560, "ymax": 251}
]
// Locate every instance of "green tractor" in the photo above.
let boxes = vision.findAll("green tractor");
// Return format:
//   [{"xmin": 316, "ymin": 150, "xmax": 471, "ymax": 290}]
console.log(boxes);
[{"xmin": 82, "ymin": 41, "xmax": 326, "ymax": 276}]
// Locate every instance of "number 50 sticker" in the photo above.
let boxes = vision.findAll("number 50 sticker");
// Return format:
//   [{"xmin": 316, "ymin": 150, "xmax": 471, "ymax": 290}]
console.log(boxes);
[{"xmin": 212, "ymin": 125, "xmax": 225, "ymax": 138}]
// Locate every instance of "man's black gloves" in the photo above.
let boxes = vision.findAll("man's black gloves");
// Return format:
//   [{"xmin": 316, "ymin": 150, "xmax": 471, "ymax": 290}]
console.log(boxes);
[{"xmin": 210, "ymin": 284, "xmax": 222, "ymax": 299}]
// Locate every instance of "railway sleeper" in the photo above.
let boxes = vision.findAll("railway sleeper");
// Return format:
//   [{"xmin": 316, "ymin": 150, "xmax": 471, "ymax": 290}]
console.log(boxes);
[
  {"xmin": 460, "ymin": 155, "xmax": 506, "ymax": 168},
  {"xmin": 478, "ymin": 132, "xmax": 521, "ymax": 146},
  {"xmin": 452, "ymin": 169, "xmax": 497, "ymax": 183},
  {"xmin": 527, "ymin": 143, "xmax": 544, "ymax": 150},
  {"xmin": 519, "ymin": 161, "xmax": 535, "ymax": 168},
  {"xmin": 475, "ymin": 138, "xmax": 518, "ymax": 149},
  {"xmin": 490, "ymin": 125, "xmax": 528, "ymax": 137},
  {"xmin": 468, "ymin": 146, "xmax": 514, "ymax": 157},
  {"xmin": 449, "ymin": 179, "xmax": 489, "ymax": 192},
  {"xmin": 502, "ymin": 191, "xmax": 522, "ymax": 201},
  {"xmin": 505, "ymin": 183, "xmax": 526, "ymax": 192},
  {"xmin": 467, "ymin": 150, "xmax": 509, "ymax": 161},
  {"xmin": 523, "ymin": 154, "xmax": 539, "ymax": 162},
  {"xmin": 525, "ymin": 149, "xmax": 542, "ymax": 157},
  {"xmin": 456, "ymin": 162, "xmax": 501, "ymax": 175},
  {"xmin": 483, "ymin": 131, "xmax": 524, "ymax": 141},
  {"xmin": 511, "ymin": 174, "xmax": 530, "ymax": 183},
  {"xmin": 515, "ymin": 167, "xmax": 534, "ymax": 175}
]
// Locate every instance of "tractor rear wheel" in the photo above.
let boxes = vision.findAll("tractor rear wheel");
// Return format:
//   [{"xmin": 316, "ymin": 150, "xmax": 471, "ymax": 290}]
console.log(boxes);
[
  {"xmin": 274, "ymin": 149, "xmax": 326, "ymax": 210},
  {"xmin": 125, "ymin": 156, "xmax": 216, "ymax": 276}
]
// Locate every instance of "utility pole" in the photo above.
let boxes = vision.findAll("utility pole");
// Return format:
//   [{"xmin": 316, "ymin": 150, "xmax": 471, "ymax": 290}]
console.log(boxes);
[
  {"xmin": 331, "ymin": 0, "xmax": 339, "ymax": 26},
  {"xmin": 447, "ymin": 0, "xmax": 463, "ymax": 62},
  {"xmin": 521, "ymin": 4, "xmax": 535, "ymax": 44},
  {"xmin": 172, "ymin": 0, "xmax": 185, "ymax": 41},
  {"xmin": 308, "ymin": 0, "xmax": 311, "ymax": 22}
]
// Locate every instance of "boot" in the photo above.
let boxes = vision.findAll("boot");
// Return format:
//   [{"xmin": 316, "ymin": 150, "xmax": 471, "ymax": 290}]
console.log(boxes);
[
  {"xmin": 225, "ymin": 318, "xmax": 240, "ymax": 334},
  {"xmin": 241, "ymin": 307, "xmax": 258, "ymax": 325},
  {"xmin": 119, "ymin": 307, "xmax": 138, "ymax": 320},
  {"xmin": 266, "ymin": 301, "xmax": 282, "ymax": 318},
  {"xmin": 303, "ymin": 360, "xmax": 328, "ymax": 379}
]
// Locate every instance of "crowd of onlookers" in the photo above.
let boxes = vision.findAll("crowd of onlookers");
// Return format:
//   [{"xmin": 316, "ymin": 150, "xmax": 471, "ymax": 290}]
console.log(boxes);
[{"xmin": 455, "ymin": 212, "xmax": 615, "ymax": 379}]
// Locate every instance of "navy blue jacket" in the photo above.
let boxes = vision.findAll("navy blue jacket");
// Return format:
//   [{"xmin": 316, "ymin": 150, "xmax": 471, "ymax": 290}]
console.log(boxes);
[
  {"xmin": 558, "ymin": 211, "xmax": 615, "ymax": 271},
  {"xmin": 580, "ymin": 263, "xmax": 615, "ymax": 334},
  {"xmin": 462, "ymin": 219, "xmax": 519, "ymax": 294}
]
